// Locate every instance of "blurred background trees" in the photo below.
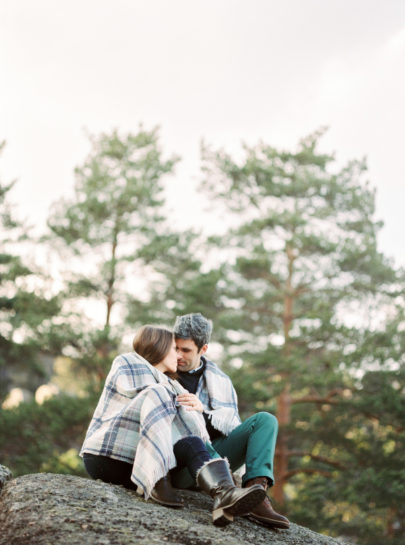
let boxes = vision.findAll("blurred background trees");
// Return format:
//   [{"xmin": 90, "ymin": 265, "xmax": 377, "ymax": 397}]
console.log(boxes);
[
  {"xmin": 0, "ymin": 130, "xmax": 403, "ymax": 545},
  {"xmin": 0, "ymin": 141, "xmax": 61, "ymax": 403},
  {"xmin": 47, "ymin": 126, "xmax": 180, "ymax": 389}
]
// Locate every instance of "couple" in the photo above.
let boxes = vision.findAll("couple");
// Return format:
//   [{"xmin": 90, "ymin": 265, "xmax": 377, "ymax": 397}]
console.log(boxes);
[{"xmin": 80, "ymin": 313, "xmax": 289, "ymax": 529}]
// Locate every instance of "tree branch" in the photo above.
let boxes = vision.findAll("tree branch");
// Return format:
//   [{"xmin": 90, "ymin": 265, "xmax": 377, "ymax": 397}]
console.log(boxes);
[
  {"xmin": 284, "ymin": 468, "xmax": 334, "ymax": 479},
  {"xmin": 292, "ymin": 388, "xmax": 344, "ymax": 405},
  {"xmin": 287, "ymin": 451, "xmax": 347, "ymax": 470}
]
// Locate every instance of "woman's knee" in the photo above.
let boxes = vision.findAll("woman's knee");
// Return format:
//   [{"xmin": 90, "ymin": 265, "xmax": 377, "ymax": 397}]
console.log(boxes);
[
  {"xmin": 174, "ymin": 435, "xmax": 207, "ymax": 456},
  {"xmin": 173, "ymin": 435, "xmax": 212, "ymax": 478}
]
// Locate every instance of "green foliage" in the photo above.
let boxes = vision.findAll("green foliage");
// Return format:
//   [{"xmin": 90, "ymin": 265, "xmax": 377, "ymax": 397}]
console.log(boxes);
[
  {"xmin": 67, "ymin": 327, "xmax": 121, "ymax": 394},
  {"xmin": 0, "ymin": 141, "xmax": 62, "ymax": 402},
  {"xmin": 288, "ymin": 367, "xmax": 405, "ymax": 544},
  {"xmin": 0, "ymin": 393, "xmax": 95, "ymax": 476},
  {"xmin": 48, "ymin": 127, "xmax": 180, "ymax": 330},
  {"xmin": 1, "ymin": 129, "xmax": 404, "ymax": 544},
  {"xmin": 125, "ymin": 228, "xmax": 231, "ymax": 334},
  {"xmin": 40, "ymin": 448, "xmax": 86, "ymax": 476},
  {"xmin": 200, "ymin": 129, "xmax": 405, "ymax": 543}
]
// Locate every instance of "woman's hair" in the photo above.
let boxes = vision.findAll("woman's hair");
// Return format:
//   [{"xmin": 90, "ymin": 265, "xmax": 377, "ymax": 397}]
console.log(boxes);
[{"xmin": 132, "ymin": 325, "xmax": 173, "ymax": 366}]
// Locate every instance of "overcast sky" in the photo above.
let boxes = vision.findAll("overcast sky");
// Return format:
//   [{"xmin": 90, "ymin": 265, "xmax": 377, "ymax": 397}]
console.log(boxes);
[{"xmin": 1, "ymin": 0, "xmax": 404, "ymax": 266}]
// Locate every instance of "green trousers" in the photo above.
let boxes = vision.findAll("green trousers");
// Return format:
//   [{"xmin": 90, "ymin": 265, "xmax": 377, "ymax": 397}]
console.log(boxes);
[{"xmin": 171, "ymin": 412, "xmax": 278, "ymax": 489}]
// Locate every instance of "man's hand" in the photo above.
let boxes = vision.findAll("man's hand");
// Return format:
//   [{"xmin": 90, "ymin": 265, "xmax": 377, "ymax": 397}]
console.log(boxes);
[{"xmin": 176, "ymin": 393, "xmax": 203, "ymax": 412}]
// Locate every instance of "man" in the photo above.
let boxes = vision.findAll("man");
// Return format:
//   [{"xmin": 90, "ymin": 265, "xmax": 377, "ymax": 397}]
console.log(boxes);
[{"xmin": 173, "ymin": 312, "xmax": 290, "ymax": 530}]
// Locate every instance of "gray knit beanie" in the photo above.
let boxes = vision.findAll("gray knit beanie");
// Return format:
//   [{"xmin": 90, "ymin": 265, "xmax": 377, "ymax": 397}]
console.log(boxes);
[{"xmin": 173, "ymin": 313, "xmax": 213, "ymax": 350}]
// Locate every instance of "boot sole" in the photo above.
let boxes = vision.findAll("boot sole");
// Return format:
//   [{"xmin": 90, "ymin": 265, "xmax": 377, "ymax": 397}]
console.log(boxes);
[
  {"xmin": 246, "ymin": 512, "xmax": 290, "ymax": 529},
  {"xmin": 212, "ymin": 487, "xmax": 266, "ymax": 527},
  {"xmin": 149, "ymin": 493, "xmax": 184, "ymax": 509},
  {"xmin": 224, "ymin": 486, "xmax": 266, "ymax": 517},
  {"xmin": 212, "ymin": 509, "xmax": 234, "ymax": 527}
]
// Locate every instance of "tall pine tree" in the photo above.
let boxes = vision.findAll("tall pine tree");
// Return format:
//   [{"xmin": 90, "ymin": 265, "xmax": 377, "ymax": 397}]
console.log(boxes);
[
  {"xmin": 47, "ymin": 127, "xmax": 179, "ymax": 382},
  {"xmin": 199, "ymin": 130, "xmax": 403, "ymax": 542}
]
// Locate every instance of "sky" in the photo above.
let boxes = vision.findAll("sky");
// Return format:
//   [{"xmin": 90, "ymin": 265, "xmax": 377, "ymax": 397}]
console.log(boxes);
[{"xmin": 1, "ymin": 0, "xmax": 405, "ymax": 267}]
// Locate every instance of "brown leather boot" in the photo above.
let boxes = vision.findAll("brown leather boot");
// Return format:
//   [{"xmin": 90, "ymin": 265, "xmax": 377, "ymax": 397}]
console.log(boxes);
[
  {"xmin": 196, "ymin": 459, "xmax": 266, "ymax": 527},
  {"xmin": 244, "ymin": 477, "xmax": 290, "ymax": 529},
  {"xmin": 150, "ymin": 475, "xmax": 184, "ymax": 508}
]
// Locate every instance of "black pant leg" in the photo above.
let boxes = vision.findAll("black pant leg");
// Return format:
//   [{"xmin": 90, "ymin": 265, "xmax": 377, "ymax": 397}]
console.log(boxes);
[{"xmin": 83, "ymin": 453, "xmax": 137, "ymax": 490}]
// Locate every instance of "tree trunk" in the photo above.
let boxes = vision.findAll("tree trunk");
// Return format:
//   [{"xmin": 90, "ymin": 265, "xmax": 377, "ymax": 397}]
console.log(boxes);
[
  {"xmin": 105, "ymin": 226, "xmax": 119, "ymax": 329},
  {"xmin": 386, "ymin": 507, "xmax": 400, "ymax": 537},
  {"xmin": 273, "ymin": 243, "xmax": 295, "ymax": 505},
  {"xmin": 273, "ymin": 383, "xmax": 291, "ymax": 505},
  {"xmin": 100, "ymin": 226, "xmax": 119, "ymax": 360}
]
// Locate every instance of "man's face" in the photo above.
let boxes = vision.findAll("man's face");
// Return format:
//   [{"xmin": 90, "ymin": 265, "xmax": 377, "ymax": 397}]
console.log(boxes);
[{"xmin": 175, "ymin": 338, "xmax": 207, "ymax": 372}]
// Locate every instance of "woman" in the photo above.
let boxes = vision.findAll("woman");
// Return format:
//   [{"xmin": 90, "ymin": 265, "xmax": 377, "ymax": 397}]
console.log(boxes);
[{"xmin": 81, "ymin": 325, "xmax": 265, "ymax": 526}]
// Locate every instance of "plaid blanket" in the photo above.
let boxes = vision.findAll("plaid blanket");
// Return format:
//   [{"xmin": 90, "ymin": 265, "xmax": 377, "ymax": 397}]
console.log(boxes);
[
  {"xmin": 80, "ymin": 351, "xmax": 209, "ymax": 498},
  {"xmin": 197, "ymin": 358, "xmax": 242, "ymax": 435}
]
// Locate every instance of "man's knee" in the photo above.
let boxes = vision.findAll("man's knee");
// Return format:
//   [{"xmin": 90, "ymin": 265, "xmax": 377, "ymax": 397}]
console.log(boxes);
[{"xmin": 254, "ymin": 411, "xmax": 278, "ymax": 431}]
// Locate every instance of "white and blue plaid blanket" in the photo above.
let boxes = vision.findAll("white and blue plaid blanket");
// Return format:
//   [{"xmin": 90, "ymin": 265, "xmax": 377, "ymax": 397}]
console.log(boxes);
[
  {"xmin": 80, "ymin": 351, "xmax": 209, "ymax": 498},
  {"xmin": 197, "ymin": 358, "xmax": 242, "ymax": 435}
]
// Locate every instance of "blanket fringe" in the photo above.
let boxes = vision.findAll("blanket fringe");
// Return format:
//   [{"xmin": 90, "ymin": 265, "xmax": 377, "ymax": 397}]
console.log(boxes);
[{"xmin": 209, "ymin": 410, "xmax": 240, "ymax": 436}]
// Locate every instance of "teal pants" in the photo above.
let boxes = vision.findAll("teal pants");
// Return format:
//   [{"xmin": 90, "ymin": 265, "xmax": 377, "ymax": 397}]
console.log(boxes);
[{"xmin": 171, "ymin": 412, "xmax": 278, "ymax": 489}]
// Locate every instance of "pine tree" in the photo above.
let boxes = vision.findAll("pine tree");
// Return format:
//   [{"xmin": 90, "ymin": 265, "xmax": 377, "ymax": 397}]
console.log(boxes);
[
  {"xmin": 199, "ymin": 129, "xmax": 403, "ymax": 538},
  {"xmin": 125, "ymin": 229, "xmax": 229, "ymax": 329},
  {"xmin": 48, "ymin": 127, "xmax": 179, "ymax": 369}
]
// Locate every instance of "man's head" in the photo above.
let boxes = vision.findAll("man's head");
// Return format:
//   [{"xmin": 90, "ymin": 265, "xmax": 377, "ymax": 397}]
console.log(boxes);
[{"xmin": 174, "ymin": 313, "xmax": 212, "ymax": 372}]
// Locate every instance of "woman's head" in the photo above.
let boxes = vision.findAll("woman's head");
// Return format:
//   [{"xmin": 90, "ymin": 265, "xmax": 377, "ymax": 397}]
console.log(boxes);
[{"xmin": 132, "ymin": 325, "xmax": 177, "ymax": 375}]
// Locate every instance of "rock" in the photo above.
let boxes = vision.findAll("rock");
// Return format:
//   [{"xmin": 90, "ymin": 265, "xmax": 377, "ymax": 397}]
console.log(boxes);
[
  {"xmin": 0, "ymin": 468, "xmax": 349, "ymax": 545},
  {"xmin": 0, "ymin": 464, "xmax": 12, "ymax": 491}
]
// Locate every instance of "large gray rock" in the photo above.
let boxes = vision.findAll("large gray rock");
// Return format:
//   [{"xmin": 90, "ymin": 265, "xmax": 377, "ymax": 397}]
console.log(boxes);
[
  {"xmin": 0, "ymin": 468, "xmax": 348, "ymax": 545},
  {"xmin": 0, "ymin": 464, "xmax": 12, "ymax": 490}
]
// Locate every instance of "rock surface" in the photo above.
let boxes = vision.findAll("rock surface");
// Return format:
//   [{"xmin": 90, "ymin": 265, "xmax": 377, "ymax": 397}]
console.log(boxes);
[
  {"xmin": 0, "ymin": 464, "xmax": 12, "ymax": 490},
  {"xmin": 0, "ymin": 465, "xmax": 348, "ymax": 545}
]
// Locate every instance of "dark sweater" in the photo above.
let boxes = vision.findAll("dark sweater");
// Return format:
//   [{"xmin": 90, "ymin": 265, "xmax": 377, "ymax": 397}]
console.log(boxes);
[{"xmin": 177, "ymin": 357, "xmax": 224, "ymax": 441}]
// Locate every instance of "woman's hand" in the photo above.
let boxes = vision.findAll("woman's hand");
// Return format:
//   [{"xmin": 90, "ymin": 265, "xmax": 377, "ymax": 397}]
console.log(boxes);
[{"xmin": 176, "ymin": 393, "xmax": 203, "ymax": 412}]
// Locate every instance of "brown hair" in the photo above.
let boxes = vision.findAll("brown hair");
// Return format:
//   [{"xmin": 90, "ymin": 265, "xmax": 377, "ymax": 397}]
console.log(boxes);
[{"xmin": 132, "ymin": 325, "xmax": 173, "ymax": 367}]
